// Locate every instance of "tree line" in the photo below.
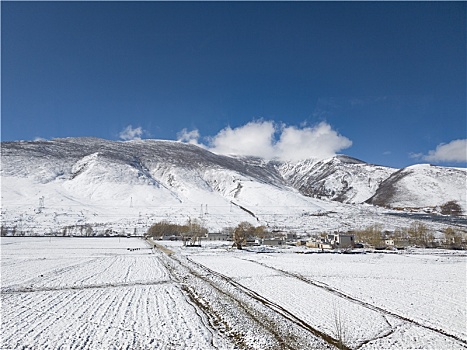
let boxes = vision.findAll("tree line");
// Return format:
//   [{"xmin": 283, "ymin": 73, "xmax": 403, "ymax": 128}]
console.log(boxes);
[
  {"xmin": 352, "ymin": 223, "xmax": 466, "ymax": 249},
  {"xmin": 145, "ymin": 220, "xmax": 271, "ymax": 249}
]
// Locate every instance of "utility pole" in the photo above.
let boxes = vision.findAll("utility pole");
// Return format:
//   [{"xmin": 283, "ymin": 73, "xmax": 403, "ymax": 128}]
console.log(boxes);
[
  {"xmin": 19, "ymin": 214, "xmax": 23, "ymax": 236},
  {"xmin": 38, "ymin": 196, "xmax": 44, "ymax": 213}
]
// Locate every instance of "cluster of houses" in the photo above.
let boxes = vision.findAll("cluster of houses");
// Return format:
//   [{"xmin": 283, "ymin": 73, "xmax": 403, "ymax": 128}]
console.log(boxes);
[
  {"xmin": 304, "ymin": 233, "xmax": 414, "ymax": 250},
  {"xmin": 161, "ymin": 231, "xmax": 293, "ymax": 247},
  {"xmin": 201, "ymin": 232, "xmax": 291, "ymax": 247},
  {"xmin": 165, "ymin": 230, "xmax": 365, "ymax": 250},
  {"xmin": 160, "ymin": 229, "xmax": 466, "ymax": 250}
]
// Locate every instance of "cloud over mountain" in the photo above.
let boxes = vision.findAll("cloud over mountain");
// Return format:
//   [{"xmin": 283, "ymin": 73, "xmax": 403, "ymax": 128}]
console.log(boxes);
[
  {"xmin": 275, "ymin": 122, "xmax": 352, "ymax": 161},
  {"xmin": 413, "ymin": 139, "xmax": 467, "ymax": 163},
  {"xmin": 119, "ymin": 125, "xmax": 145, "ymax": 141},
  {"xmin": 178, "ymin": 120, "xmax": 352, "ymax": 162}
]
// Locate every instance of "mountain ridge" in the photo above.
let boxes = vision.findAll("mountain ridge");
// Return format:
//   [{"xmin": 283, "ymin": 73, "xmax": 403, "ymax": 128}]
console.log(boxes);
[{"xmin": 1, "ymin": 137, "xmax": 465, "ymax": 235}]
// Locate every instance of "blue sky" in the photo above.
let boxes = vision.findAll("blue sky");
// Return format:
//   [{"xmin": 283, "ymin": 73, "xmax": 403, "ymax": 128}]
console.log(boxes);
[{"xmin": 2, "ymin": 1, "xmax": 466, "ymax": 168}]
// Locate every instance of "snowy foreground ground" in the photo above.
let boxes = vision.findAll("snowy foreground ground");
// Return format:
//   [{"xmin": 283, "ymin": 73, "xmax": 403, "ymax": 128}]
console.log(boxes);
[{"xmin": 1, "ymin": 237, "xmax": 466, "ymax": 350}]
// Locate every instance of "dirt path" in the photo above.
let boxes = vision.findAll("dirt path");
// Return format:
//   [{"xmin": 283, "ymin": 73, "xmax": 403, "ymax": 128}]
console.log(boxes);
[{"xmin": 149, "ymin": 239, "xmax": 339, "ymax": 349}]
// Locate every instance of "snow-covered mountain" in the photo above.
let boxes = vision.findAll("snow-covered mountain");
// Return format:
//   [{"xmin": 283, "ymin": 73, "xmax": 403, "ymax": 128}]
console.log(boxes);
[
  {"xmin": 367, "ymin": 164, "xmax": 466, "ymax": 212},
  {"xmin": 278, "ymin": 155, "xmax": 397, "ymax": 204},
  {"xmin": 1, "ymin": 138, "xmax": 465, "ymax": 235}
]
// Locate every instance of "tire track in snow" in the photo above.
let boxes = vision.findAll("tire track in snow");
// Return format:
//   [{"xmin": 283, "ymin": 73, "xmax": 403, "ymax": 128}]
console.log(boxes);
[
  {"xmin": 147, "ymin": 251, "xmax": 227, "ymax": 350},
  {"xmin": 181, "ymin": 284, "xmax": 219, "ymax": 350},
  {"xmin": 239, "ymin": 257, "xmax": 467, "ymax": 347},
  {"xmin": 151, "ymin": 242, "xmax": 338, "ymax": 350},
  {"xmin": 183, "ymin": 256, "xmax": 349, "ymax": 350},
  {"xmin": 160, "ymin": 254, "xmax": 293, "ymax": 350}
]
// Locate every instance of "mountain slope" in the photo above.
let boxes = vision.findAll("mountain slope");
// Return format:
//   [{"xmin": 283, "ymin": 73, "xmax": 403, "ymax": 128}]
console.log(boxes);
[
  {"xmin": 366, "ymin": 164, "xmax": 467, "ymax": 212},
  {"xmin": 1, "ymin": 138, "xmax": 332, "ymax": 233},
  {"xmin": 1, "ymin": 138, "xmax": 465, "ymax": 235},
  {"xmin": 278, "ymin": 155, "xmax": 397, "ymax": 204}
]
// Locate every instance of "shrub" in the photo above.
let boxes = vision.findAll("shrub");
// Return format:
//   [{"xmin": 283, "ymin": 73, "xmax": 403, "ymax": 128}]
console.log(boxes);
[{"xmin": 440, "ymin": 201, "xmax": 463, "ymax": 216}]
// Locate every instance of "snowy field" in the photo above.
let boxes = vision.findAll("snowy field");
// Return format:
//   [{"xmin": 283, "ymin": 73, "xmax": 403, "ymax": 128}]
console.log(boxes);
[
  {"xmin": 2, "ymin": 237, "xmax": 466, "ymax": 349},
  {"xmin": 1, "ymin": 238, "xmax": 229, "ymax": 349}
]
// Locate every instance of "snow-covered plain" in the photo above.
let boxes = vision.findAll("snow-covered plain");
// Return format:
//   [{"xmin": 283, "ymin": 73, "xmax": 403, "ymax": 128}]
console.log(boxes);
[
  {"xmin": 2, "ymin": 237, "xmax": 466, "ymax": 349},
  {"xmin": 1, "ymin": 238, "xmax": 230, "ymax": 349}
]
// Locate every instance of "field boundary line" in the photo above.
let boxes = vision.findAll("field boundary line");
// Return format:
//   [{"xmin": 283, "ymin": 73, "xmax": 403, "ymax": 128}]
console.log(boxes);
[
  {"xmin": 239, "ymin": 257, "xmax": 467, "ymax": 347},
  {"xmin": 1, "ymin": 279, "xmax": 173, "ymax": 294}
]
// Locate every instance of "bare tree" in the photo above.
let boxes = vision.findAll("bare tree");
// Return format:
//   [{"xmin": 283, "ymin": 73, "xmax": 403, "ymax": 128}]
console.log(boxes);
[
  {"xmin": 440, "ymin": 201, "xmax": 463, "ymax": 216},
  {"xmin": 146, "ymin": 220, "xmax": 180, "ymax": 239},
  {"xmin": 332, "ymin": 303, "xmax": 349, "ymax": 350},
  {"xmin": 407, "ymin": 222, "xmax": 433, "ymax": 247},
  {"xmin": 184, "ymin": 218, "xmax": 208, "ymax": 246},
  {"xmin": 443, "ymin": 227, "xmax": 464, "ymax": 249},
  {"xmin": 233, "ymin": 221, "xmax": 254, "ymax": 249},
  {"xmin": 354, "ymin": 224, "xmax": 383, "ymax": 247}
]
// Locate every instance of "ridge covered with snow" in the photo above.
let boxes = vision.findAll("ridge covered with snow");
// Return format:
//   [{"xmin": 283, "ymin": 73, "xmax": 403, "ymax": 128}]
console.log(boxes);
[
  {"xmin": 367, "ymin": 164, "xmax": 466, "ymax": 211},
  {"xmin": 1, "ymin": 137, "xmax": 465, "ymax": 235}
]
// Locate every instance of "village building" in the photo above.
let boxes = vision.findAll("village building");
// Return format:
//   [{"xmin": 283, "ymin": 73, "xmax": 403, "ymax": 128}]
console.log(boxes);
[
  {"xmin": 327, "ymin": 233, "xmax": 355, "ymax": 249},
  {"xmin": 204, "ymin": 232, "xmax": 230, "ymax": 241},
  {"xmin": 261, "ymin": 238, "xmax": 285, "ymax": 246}
]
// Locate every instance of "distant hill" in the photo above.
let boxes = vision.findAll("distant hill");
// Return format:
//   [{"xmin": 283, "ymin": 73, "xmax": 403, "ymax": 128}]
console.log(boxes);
[{"xmin": 366, "ymin": 164, "xmax": 466, "ymax": 213}]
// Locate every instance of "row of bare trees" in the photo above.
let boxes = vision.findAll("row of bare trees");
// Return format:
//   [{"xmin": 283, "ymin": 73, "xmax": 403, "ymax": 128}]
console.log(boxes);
[
  {"xmin": 145, "ymin": 220, "xmax": 270, "ymax": 249},
  {"xmin": 353, "ymin": 223, "xmax": 466, "ymax": 249},
  {"xmin": 145, "ymin": 219, "xmax": 208, "ymax": 240}
]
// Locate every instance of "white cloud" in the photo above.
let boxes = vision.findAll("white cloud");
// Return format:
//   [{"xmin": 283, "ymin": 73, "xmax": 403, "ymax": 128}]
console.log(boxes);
[
  {"xmin": 178, "ymin": 120, "xmax": 352, "ymax": 162},
  {"xmin": 208, "ymin": 121, "xmax": 276, "ymax": 159},
  {"xmin": 276, "ymin": 122, "xmax": 352, "ymax": 161},
  {"xmin": 119, "ymin": 125, "xmax": 144, "ymax": 141},
  {"xmin": 176, "ymin": 128, "xmax": 205, "ymax": 148},
  {"xmin": 422, "ymin": 139, "xmax": 467, "ymax": 163}
]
